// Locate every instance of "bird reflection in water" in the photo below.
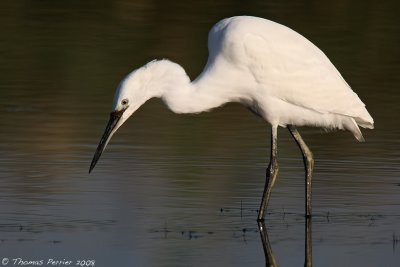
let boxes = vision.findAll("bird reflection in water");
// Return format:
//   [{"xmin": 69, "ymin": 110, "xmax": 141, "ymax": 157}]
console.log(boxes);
[{"xmin": 258, "ymin": 217, "xmax": 312, "ymax": 267}]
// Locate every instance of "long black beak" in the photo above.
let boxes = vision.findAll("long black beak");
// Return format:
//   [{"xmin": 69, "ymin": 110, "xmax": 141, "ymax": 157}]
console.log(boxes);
[{"xmin": 89, "ymin": 109, "xmax": 126, "ymax": 173}]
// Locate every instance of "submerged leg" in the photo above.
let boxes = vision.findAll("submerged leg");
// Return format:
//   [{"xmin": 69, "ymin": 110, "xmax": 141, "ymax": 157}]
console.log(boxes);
[
  {"xmin": 287, "ymin": 125, "xmax": 314, "ymax": 217},
  {"xmin": 258, "ymin": 221, "xmax": 277, "ymax": 267},
  {"xmin": 258, "ymin": 125, "xmax": 279, "ymax": 221}
]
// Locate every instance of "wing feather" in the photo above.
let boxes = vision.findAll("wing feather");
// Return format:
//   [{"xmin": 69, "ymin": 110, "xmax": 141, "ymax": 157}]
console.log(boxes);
[{"xmin": 213, "ymin": 17, "xmax": 373, "ymax": 127}]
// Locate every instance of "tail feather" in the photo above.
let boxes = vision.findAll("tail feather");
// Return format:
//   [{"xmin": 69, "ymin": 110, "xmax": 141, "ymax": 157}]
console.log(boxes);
[
  {"xmin": 356, "ymin": 119, "xmax": 374, "ymax": 129},
  {"xmin": 355, "ymin": 110, "xmax": 374, "ymax": 129},
  {"xmin": 346, "ymin": 118, "xmax": 365, "ymax": 142}
]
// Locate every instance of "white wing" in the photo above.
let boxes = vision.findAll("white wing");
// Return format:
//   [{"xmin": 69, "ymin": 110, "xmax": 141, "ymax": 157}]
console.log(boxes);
[{"xmin": 212, "ymin": 17, "xmax": 373, "ymax": 127}]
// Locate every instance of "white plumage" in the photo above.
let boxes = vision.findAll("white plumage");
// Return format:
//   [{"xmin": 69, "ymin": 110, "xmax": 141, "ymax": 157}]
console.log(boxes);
[
  {"xmin": 113, "ymin": 16, "xmax": 373, "ymax": 140},
  {"xmin": 90, "ymin": 16, "xmax": 374, "ymax": 220}
]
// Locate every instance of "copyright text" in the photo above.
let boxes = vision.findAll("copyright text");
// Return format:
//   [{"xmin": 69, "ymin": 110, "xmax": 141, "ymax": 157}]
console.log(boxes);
[{"xmin": 1, "ymin": 258, "xmax": 95, "ymax": 266}]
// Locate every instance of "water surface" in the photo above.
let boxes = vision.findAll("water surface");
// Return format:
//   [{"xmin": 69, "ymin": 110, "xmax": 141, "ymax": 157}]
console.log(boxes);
[{"xmin": 1, "ymin": 1, "xmax": 399, "ymax": 266}]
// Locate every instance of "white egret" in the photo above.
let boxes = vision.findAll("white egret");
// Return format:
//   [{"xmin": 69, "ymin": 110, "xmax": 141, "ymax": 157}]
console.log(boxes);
[{"xmin": 89, "ymin": 16, "xmax": 374, "ymax": 221}]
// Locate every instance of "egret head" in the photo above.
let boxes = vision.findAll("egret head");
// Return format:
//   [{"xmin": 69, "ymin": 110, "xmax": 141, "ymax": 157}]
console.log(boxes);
[
  {"xmin": 89, "ymin": 60, "xmax": 189, "ymax": 173},
  {"xmin": 89, "ymin": 61, "xmax": 164, "ymax": 173}
]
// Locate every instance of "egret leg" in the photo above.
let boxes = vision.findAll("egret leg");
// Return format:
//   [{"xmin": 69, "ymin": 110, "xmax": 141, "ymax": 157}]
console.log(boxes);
[
  {"xmin": 257, "ymin": 221, "xmax": 277, "ymax": 266},
  {"xmin": 257, "ymin": 126, "xmax": 279, "ymax": 221},
  {"xmin": 305, "ymin": 216, "xmax": 313, "ymax": 267},
  {"xmin": 287, "ymin": 125, "xmax": 314, "ymax": 217}
]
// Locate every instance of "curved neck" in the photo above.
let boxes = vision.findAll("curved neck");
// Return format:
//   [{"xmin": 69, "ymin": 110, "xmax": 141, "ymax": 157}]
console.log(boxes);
[
  {"xmin": 158, "ymin": 61, "xmax": 250, "ymax": 114},
  {"xmin": 161, "ymin": 83, "xmax": 227, "ymax": 114}
]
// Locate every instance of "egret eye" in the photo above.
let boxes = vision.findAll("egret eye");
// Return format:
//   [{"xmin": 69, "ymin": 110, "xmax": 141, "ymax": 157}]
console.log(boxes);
[{"xmin": 121, "ymin": 99, "xmax": 129, "ymax": 105}]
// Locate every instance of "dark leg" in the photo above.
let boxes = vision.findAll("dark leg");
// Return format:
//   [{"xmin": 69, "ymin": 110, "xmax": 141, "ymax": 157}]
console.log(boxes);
[
  {"xmin": 305, "ymin": 216, "xmax": 313, "ymax": 267},
  {"xmin": 258, "ymin": 221, "xmax": 277, "ymax": 267},
  {"xmin": 258, "ymin": 126, "xmax": 279, "ymax": 221},
  {"xmin": 287, "ymin": 125, "xmax": 314, "ymax": 217}
]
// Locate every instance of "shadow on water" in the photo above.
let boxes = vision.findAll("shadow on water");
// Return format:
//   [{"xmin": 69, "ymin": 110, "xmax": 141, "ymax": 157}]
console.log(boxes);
[{"xmin": 258, "ymin": 217, "xmax": 312, "ymax": 267}]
